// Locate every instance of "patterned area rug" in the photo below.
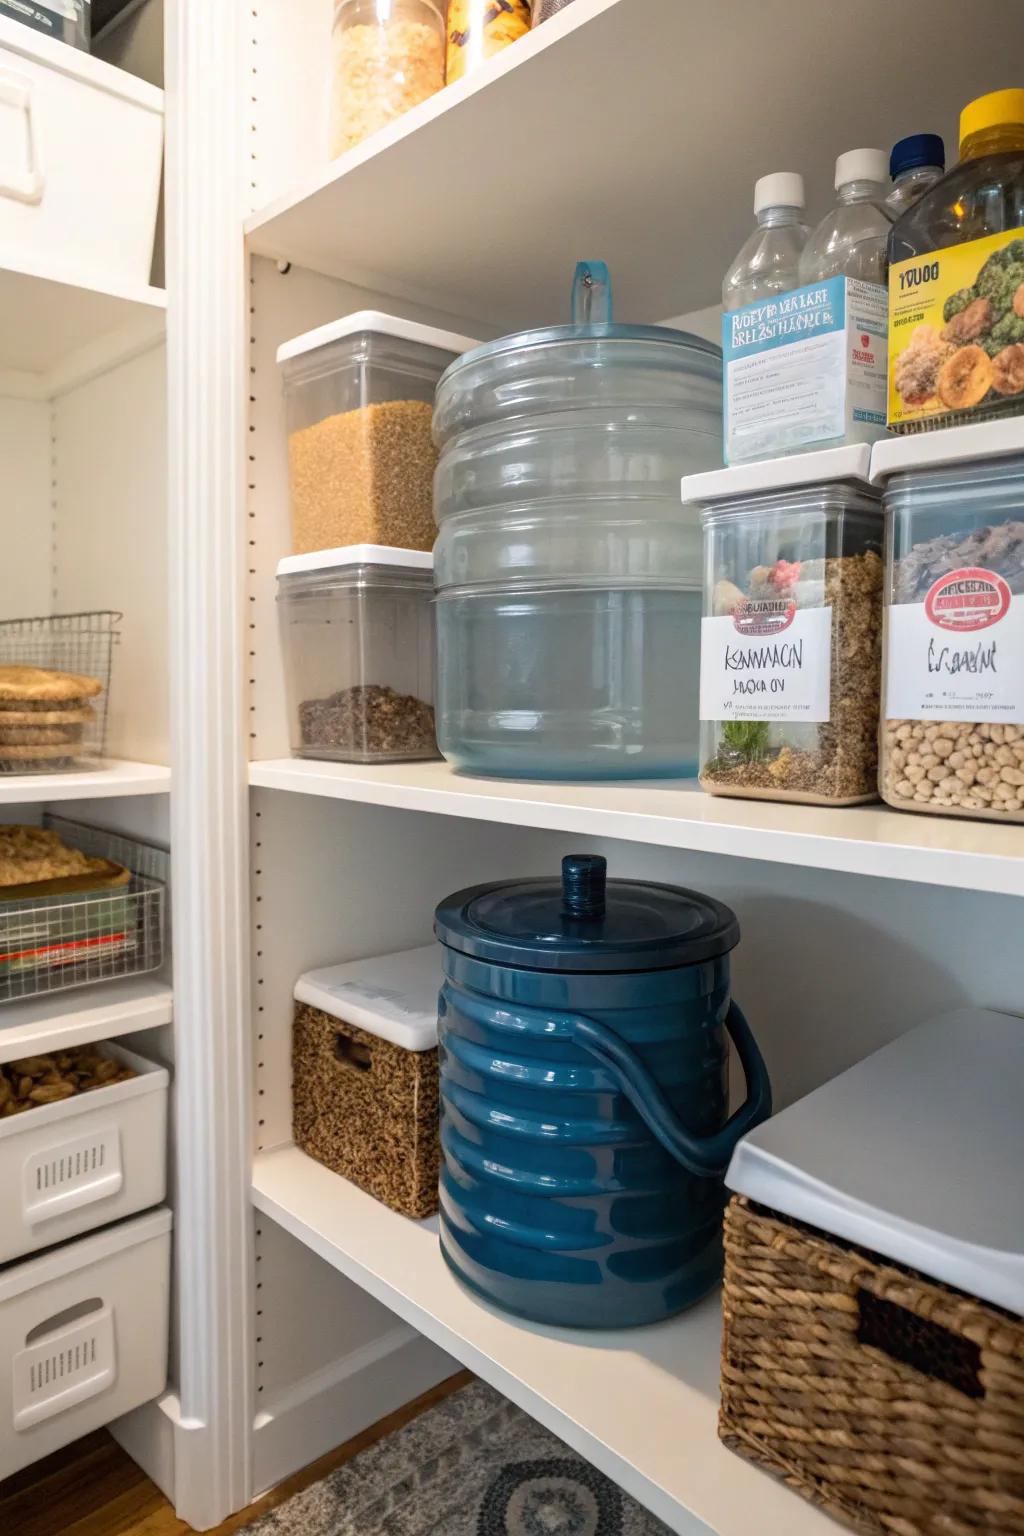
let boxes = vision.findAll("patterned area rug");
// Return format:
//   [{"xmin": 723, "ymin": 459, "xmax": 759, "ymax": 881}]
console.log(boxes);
[{"xmin": 248, "ymin": 1380, "xmax": 672, "ymax": 1535}]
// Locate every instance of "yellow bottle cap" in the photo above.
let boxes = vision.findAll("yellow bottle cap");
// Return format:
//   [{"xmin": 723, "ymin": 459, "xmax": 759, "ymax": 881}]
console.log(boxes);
[{"xmin": 960, "ymin": 88, "xmax": 1024, "ymax": 148}]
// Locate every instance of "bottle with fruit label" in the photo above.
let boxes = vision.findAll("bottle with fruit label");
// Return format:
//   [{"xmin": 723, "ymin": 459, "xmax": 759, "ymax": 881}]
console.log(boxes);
[{"xmin": 888, "ymin": 88, "xmax": 1024, "ymax": 432}]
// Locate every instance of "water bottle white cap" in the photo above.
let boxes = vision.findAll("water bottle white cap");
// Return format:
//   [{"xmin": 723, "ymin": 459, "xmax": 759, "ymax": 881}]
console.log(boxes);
[
  {"xmin": 835, "ymin": 148, "xmax": 889, "ymax": 188},
  {"xmin": 754, "ymin": 171, "xmax": 805, "ymax": 213}
]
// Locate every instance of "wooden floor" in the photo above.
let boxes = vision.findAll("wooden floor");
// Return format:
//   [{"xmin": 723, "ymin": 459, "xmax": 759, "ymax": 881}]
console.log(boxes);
[{"xmin": 0, "ymin": 1372, "xmax": 470, "ymax": 1536}]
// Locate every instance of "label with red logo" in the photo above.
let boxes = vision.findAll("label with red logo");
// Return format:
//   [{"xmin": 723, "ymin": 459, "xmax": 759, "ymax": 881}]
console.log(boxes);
[
  {"xmin": 700, "ymin": 606, "xmax": 832, "ymax": 722},
  {"xmin": 924, "ymin": 567, "xmax": 1011, "ymax": 632},
  {"xmin": 732, "ymin": 597, "xmax": 796, "ymax": 637},
  {"xmin": 885, "ymin": 579, "xmax": 1024, "ymax": 722}
]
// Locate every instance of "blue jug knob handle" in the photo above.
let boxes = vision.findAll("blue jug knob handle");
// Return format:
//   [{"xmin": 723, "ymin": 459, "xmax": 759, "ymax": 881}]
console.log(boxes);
[
  {"xmin": 561, "ymin": 854, "xmax": 606, "ymax": 919},
  {"xmin": 564, "ymin": 999, "xmax": 772, "ymax": 1177}
]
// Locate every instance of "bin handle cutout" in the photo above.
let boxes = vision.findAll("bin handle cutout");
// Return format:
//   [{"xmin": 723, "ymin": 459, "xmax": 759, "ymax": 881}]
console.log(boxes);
[
  {"xmin": 26, "ymin": 1296, "xmax": 103, "ymax": 1348},
  {"xmin": 856, "ymin": 1289, "xmax": 984, "ymax": 1400},
  {"xmin": 334, "ymin": 1034, "xmax": 373, "ymax": 1073},
  {"xmin": 0, "ymin": 70, "xmax": 44, "ymax": 204}
]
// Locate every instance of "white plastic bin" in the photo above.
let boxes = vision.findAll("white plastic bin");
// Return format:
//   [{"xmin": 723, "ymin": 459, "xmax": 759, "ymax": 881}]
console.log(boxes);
[
  {"xmin": 0, "ymin": 1206, "xmax": 171, "ymax": 1477},
  {"xmin": 0, "ymin": 17, "xmax": 163, "ymax": 287},
  {"xmin": 0, "ymin": 1042, "xmax": 167, "ymax": 1264}
]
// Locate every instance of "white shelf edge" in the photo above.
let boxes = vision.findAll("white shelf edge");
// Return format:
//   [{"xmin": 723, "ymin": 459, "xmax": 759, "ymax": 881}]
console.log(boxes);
[
  {"xmin": 0, "ymin": 250, "xmax": 166, "ymax": 398},
  {"xmin": 0, "ymin": 758, "xmax": 171, "ymax": 805},
  {"xmin": 0, "ymin": 977, "xmax": 173, "ymax": 1063},
  {"xmin": 251, "ymin": 1145, "xmax": 835, "ymax": 1536},
  {"xmin": 870, "ymin": 417, "xmax": 1024, "ymax": 480},
  {"xmin": 244, "ymin": 0, "xmax": 621, "ymax": 245},
  {"xmin": 248, "ymin": 759, "xmax": 1024, "ymax": 898}
]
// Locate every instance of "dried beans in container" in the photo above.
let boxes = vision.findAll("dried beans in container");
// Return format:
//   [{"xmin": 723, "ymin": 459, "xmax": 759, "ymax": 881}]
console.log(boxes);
[{"xmin": 878, "ymin": 439, "xmax": 1024, "ymax": 822}]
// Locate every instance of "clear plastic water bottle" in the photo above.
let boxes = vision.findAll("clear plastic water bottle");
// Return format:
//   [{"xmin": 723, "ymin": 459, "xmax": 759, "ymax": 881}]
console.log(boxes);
[
  {"xmin": 799, "ymin": 149, "xmax": 893, "ymax": 284},
  {"xmin": 722, "ymin": 172, "xmax": 808, "ymax": 312},
  {"xmin": 886, "ymin": 133, "xmax": 945, "ymax": 216}
]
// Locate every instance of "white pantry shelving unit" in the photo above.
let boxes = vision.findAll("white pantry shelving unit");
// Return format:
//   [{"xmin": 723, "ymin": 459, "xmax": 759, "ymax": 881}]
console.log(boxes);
[
  {"xmin": 214, "ymin": 3, "xmax": 1024, "ymax": 1535},
  {"xmin": 0, "ymin": 0, "xmax": 174, "ymax": 1513},
  {"xmin": 6, "ymin": 2, "xmax": 1024, "ymax": 1535}
]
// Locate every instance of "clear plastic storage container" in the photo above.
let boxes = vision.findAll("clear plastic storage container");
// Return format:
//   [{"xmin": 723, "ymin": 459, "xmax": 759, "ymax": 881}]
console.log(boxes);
[
  {"xmin": 877, "ymin": 432, "xmax": 1024, "ymax": 822},
  {"xmin": 689, "ymin": 448, "xmax": 883, "ymax": 805},
  {"xmin": 329, "ymin": 0, "xmax": 445, "ymax": 158},
  {"xmin": 277, "ymin": 546, "xmax": 438, "ymax": 764},
  {"xmin": 432, "ymin": 263, "xmax": 722, "ymax": 780},
  {"xmin": 277, "ymin": 312, "xmax": 477, "ymax": 557}
]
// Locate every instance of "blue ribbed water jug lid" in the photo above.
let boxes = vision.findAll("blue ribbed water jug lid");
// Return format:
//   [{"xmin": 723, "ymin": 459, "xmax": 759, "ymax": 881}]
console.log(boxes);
[{"xmin": 434, "ymin": 855, "xmax": 739, "ymax": 974}]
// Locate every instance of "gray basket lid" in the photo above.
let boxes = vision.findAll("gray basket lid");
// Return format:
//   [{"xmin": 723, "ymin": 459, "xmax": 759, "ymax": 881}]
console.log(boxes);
[{"xmin": 727, "ymin": 1008, "xmax": 1024, "ymax": 1315}]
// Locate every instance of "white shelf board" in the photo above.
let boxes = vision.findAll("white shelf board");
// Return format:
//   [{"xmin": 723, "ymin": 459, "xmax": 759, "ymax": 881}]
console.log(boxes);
[
  {"xmin": 252, "ymin": 1145, "xmax": 834, "ymax": 1536},
  {"xmin": 245, "ymin": 0, "xmax": 1011, "ymax": 329},
  {"xmin": 248, "ymin": 759, "xmax": 1024, "ymax": 898},
  {"xmin": 0, "ymin": 252, "xmax": 165, "ymax": 396},
  {"xmin": 0, "ymin": 977, "xmax": 172, "ymax": 1064},
  {"xmin": 0, "ymin": 758, "xmax": 170, "ymax": 804}
]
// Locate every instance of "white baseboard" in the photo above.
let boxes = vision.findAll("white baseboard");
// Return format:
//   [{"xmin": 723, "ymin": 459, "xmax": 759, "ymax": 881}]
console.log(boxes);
[
  {"xmin": 252, "ymin": 1323, "xmax": 458, "ymax": 1497},
  {"xmin": 109, "ymin": 1390, "xmax": 179, "ymax": 1502}
]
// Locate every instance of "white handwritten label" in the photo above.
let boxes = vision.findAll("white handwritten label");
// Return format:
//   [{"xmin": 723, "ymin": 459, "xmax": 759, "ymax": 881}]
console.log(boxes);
[
  {"xmin": 700, "ymin": 606, "xmax": 833, "ymax": 722},
  {"xmin": 884, "ymin": 591, "xmax": 1024, "ymax": 722}
]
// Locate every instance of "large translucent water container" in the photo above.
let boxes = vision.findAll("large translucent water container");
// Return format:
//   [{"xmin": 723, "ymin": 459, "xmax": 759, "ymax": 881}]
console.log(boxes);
[{"xmin": 432, "ymin": 264, "xmax": 723, "ymax": 780}]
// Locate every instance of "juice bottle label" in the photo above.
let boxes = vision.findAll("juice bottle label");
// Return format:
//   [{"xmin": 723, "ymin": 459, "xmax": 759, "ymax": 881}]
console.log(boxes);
[
  {"xmin": 722, "ymin": 276, "xmax": 888, "ymax": 464},
  {"xmin": 888, "ymin": 228, "xmax": 1024, "ymax": 428}
]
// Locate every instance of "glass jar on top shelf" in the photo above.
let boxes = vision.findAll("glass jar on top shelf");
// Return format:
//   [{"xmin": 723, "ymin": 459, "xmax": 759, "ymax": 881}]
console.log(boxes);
[
  {"xmin": 446, "ymin": 0, "xmax": 532, "ymax": 83},
  {"xmin": 329, "ymin": 0, "xmax": 446, "ymax": 159},
  {"xmin": 689, "ymin": 449, "xmax": 884, "ymax": 807}
]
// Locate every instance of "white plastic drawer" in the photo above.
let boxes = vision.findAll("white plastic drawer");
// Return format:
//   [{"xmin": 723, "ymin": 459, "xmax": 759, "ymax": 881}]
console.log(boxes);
[
  {"xmin": 0, "ymin": 1207, "xmax": 171, "ymax": 1477},
  {"xmin": 0, "ymin": 17, "xmax": 162, "ymax": 287},
  {"xmin": 0, "ymin": 1042, "xmax": 168, "ymax": 1264}
]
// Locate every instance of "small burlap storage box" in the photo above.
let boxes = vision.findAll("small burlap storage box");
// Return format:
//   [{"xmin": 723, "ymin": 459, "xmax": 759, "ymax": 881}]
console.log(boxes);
[
  {"xmin": 292, "ymin": 945, "xmax": 442, "ymax": 1220},
  {"xmin": 721, "ymin": 1198, "xmax": 1024, "ymax": 1536},
  {"xmin": 720, "ymin": 1009, "xmax": 1024, "ymax": 1536}
]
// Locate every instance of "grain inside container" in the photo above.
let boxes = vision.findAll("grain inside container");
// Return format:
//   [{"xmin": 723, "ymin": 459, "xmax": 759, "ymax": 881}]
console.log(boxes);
[
  {"xmin": 276, "ymin": 544, "xmax": 438, "ymax": 764},
  {"xmin": 277, "ymin": 312, "xmax": 478, "ymax": 556}
]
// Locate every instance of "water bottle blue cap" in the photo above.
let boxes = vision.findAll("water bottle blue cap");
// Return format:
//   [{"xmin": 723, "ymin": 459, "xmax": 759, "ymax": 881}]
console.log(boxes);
[
  {"xmin": 434, "ymin": 856, "xmax": 740, "ymax": 973},
  {"xmin": 890, "ymin": 133, "xmax": 945, "ymax": 179}
]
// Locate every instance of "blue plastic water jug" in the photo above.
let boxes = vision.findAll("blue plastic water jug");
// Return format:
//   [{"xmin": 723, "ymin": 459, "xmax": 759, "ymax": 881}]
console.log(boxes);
[{"xmin": 434, "ymin": 854, "xmax": 771, "ymax": 1328}]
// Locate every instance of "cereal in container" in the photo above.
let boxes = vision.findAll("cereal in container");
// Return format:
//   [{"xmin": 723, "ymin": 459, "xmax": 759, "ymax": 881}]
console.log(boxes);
[{"xmin": 329, "ymin": 0, "xmax": 445, "ymax": 159}]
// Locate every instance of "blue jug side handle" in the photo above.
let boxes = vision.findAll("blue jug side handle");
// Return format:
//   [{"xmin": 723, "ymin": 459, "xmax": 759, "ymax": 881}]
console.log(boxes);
[{"xmin": 564, "ymin": 1000, "xmax": 773, "ymax": 1178}]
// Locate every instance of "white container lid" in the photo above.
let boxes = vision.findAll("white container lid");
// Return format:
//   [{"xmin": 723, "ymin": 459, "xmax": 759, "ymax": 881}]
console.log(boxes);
[
  {"xmin": 727, "ymin": 1008, "xmax": 1024, "ymax": 1315},
  {"xmin": 294, "ymin": 944, "xmax": 442, "ymax": 1052},
  {"xmin": 682, "ymin": 444, "xmax": 873, "ymax": 505},
  {"xmin": 835, "ymin": 147, "xmax": 888, "ymax": 188},
  {"xmin": 871, "ymin": 418, "xmax": 1024, "ymax": 482},
  {"xmin": 277, "ymin": 310, "xmax": 479, "ymax": 367},
  {"xmin": 754, "ymin": 171, "xmax": 805, "ymax": 214},
  {"xmin": 277, "ymin": 544, "xmax": 433, "ymax": 579}
]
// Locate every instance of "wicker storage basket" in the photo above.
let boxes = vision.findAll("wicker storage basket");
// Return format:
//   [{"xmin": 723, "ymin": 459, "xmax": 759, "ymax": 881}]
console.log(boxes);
[
  {"xmin": 720, "ymin": 1196, "xmax": 1024, "ymax": 1536},
  {"xmin": 292, "ymin": 1002, "xmax": 439, "ymax": 1219}
]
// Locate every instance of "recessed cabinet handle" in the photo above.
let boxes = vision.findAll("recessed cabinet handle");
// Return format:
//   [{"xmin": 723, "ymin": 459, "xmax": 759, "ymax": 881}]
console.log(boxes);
[{"xmin": 0, "ymin": 70, "xmax": 44, "ymax": 205}]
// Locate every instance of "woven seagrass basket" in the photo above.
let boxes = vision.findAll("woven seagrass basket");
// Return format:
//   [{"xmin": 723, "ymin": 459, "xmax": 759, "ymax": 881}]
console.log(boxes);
[{"xmin": 720, "ymin": 1196, "xmax": 1024, "ymax": 1536}]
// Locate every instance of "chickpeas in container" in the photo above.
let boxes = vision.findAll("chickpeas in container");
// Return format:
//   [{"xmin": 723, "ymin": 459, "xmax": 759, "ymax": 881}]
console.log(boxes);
[{"xmin": 875, "ymin": 430, "xmax": 1024, "ymax": 823}]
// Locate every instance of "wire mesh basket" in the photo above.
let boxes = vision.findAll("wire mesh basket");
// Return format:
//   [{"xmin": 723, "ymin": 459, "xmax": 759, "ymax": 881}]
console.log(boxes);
[
  {"xmin": 0, "ymin": 611, "xmax": 121, "ymax": 775},
  {"xmin": 0, "ymin": 815, "xmax": 166, "ymax": 1005}
]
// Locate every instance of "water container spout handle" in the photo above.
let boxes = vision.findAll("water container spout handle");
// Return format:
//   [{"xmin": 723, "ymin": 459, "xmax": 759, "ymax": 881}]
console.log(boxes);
[{"xmin": 571, "ymin": 261, "xmax": 613, "ymax": 327}]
